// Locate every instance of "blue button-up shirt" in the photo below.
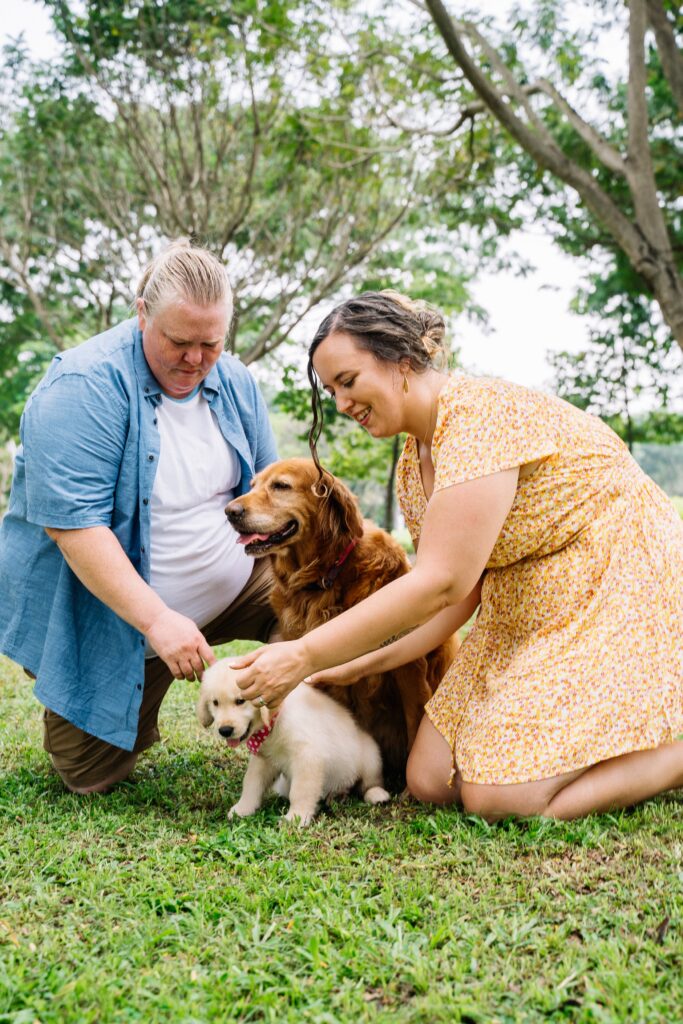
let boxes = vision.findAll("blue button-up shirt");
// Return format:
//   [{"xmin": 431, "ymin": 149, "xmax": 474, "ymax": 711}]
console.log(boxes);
[{"xmin": 0, "ymin": 318, "xmax": 277, "ymax": 750}]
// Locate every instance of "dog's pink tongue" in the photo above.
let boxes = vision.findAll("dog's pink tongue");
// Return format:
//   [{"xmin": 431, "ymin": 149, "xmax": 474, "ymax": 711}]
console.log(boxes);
[
  {"xmin": 226, "ymin": 738, "xmax": 241, "ymax": 748},
  {"xmin": 236, "ymin": 532, "xmax": 270, "ymax": 546}
]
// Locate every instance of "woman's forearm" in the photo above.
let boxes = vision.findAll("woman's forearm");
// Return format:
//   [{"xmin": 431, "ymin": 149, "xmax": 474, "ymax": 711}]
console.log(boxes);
[
  {"xmin": 45, "ymin": 525, "xmax": 167, "ymax": 634},
  {"xmin": 374, "ymin": 584, "xmax": 479, "ymax": 670},
  {"xmin": 299, "ymin": 564, "xmax": 462, "ymax": 675},
  {"xmin": 322, "ymin": 585, "xmax": 480, "ymax": 682}
]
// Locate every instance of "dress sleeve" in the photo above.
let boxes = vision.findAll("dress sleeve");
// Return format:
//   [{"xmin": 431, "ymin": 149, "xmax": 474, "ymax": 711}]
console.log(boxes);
[
  {"xmin": 433, "ymin": 376, "xmax": 558, "ymax": 493},
  {"xmin": 22, "ymin": 373, "xmax": 129, "ymax": 529}
]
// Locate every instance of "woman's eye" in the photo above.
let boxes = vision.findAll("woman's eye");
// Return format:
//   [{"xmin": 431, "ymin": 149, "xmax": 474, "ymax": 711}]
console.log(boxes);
[
  {"xmin": 235, "ymin": 698, "xmax": 246, "ymax": 706},
  {"xmin": 341, "ymin": 378, "xmax": 355, "ymax": 389}
]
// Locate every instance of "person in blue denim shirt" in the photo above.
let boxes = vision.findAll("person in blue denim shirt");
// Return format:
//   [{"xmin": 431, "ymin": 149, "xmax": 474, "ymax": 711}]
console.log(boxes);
[{"xmin": 0, "ymin": 240, "xmax": 279, "ymax": 793}]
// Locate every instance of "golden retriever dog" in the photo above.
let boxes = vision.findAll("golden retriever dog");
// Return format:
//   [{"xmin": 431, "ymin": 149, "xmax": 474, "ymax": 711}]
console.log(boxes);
[
  {"xmin": 225, "ymin": 458, "xmax": 457, "ymax": 787},
  {"xmin": 197, "ymin": 660, "xmax": 390, "ymax": 825}
]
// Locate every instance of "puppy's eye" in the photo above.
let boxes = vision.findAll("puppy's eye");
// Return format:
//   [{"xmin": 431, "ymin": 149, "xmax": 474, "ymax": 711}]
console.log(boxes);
[
  {"xmin": 271, "ymin": 480, "xmax": 292, "ymax": 491},
  {"xmin": 235, "ymin": 698, "xmax": 246, "ymax": 706},
  {"xmin": 212, "ymin": 699, "xmax": 219, "ymax": 706}
]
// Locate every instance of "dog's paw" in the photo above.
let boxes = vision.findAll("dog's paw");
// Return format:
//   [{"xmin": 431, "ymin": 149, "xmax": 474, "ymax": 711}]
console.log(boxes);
[
  {"xmin": 228, "ymin": 802, "xmax": 257, "ymax": 819},
  {"xmin": 284, "ymin": 807, "xmax": 316, "ymax": 826},
  {"xmin": 364, "ymin": 786, "xmax": 390, "ymax": 805}
]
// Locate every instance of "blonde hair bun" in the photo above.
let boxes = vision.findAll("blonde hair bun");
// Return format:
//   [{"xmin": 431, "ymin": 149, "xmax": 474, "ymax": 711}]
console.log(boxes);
[{"xmin": 136, "ymin": 238, "xmax": 233, "ymax": 320}]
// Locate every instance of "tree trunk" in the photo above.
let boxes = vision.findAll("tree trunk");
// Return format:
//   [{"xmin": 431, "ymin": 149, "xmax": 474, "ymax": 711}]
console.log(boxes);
[{"xmin": 424, "ymin": 0, "xmax": 683, "ymax": 354}]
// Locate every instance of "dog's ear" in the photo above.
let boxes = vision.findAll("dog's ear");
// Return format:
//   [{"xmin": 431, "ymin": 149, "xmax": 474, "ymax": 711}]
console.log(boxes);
[
  {"xmin": 196, "ymin": 696, "xmax": 214, "ymax": 728},
  {"xmin": 320, "ymin": 475, "xmax": 364, "ymax": 542}
]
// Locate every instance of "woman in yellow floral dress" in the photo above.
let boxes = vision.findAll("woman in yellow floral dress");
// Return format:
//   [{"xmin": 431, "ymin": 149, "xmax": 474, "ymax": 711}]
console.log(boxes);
[{"xmin": 233, "ymin": 292, "xmax": 683, "ymax": 820}]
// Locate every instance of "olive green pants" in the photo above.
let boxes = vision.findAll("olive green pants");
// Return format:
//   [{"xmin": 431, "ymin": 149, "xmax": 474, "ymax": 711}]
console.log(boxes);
[{"xmin": 42, "ymin": 558, "xmax": 277, "ymax": 790}]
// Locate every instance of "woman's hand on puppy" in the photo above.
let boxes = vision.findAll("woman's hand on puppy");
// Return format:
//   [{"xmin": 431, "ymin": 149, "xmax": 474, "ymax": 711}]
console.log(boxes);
[{"xmin": 229, "ymin": 640, "xmax": 311, "ymax": 710}]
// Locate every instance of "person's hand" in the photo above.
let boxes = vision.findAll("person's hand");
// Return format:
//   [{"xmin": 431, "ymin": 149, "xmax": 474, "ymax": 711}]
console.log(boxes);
[
  {"xmin": 306, "ymin": 662, "xmax": 365, "ymax": 688},
  {"xmin": 229, "ymin": 640, "xmax": 311, "ymax": 711},
  {"xmin": 145, "ymin": 608, "xmax": 216, "ymax": 681}
]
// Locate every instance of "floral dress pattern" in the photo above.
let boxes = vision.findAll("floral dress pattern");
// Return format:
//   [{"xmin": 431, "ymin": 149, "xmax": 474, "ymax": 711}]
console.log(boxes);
[{"xmin": 396, "ymin": 374, "xmax": 683, "ymax": 785}]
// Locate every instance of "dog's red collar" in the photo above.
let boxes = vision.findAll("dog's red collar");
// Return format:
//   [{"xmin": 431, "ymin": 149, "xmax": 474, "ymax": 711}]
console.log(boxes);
[
  {"xmin": 319, "ymin": 537, "xmax": 360, "ymax": 591},
  {"xmin": 246, "ymin": 712, "xmax": 279, "ymax": 756}
]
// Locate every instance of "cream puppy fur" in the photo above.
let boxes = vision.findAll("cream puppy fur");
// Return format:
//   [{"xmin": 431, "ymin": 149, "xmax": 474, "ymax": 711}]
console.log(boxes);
[{"xmin": 196, "ymin": 660, "xmax": 390, "ymax": 825}]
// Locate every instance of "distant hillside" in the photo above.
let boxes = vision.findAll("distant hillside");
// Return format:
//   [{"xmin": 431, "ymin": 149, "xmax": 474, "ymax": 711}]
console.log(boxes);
[{"xmin": 633, "ymin": 443, "xmax": 683, "ymax": 497}]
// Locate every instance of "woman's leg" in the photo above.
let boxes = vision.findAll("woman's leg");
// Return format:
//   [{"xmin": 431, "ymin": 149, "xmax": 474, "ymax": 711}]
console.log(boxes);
[
  {"xmin": 406, "ymin": 715, "xmax": 462, "ymax": 806},
  {"xmin": 461, "ymin": 740, "xmax": 683, "ymax": 821}
]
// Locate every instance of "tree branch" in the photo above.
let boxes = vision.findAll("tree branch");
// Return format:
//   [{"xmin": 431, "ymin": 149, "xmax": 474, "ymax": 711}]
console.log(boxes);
[
  {"xmin": 646, "ymin": 0, "xmax": 683, "ymax": 114},
  {"xmin": 424, "ymin": 0, "xmax": 683, "ymax": 347},
  {"xmin": 535, "ymin": 78, "xmax": 627, "ymax": 176}
]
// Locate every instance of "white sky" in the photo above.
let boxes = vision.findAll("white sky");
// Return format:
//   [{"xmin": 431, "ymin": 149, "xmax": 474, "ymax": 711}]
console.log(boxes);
[{"xmin": 3, "ymin": 0, "xmax": 677, "ymax": 399}]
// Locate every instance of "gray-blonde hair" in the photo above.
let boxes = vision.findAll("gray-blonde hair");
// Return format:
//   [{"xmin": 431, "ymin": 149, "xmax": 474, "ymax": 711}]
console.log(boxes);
[{"xmin": 136, "ymin": 239, "xmax": 233, "ymax": 321}]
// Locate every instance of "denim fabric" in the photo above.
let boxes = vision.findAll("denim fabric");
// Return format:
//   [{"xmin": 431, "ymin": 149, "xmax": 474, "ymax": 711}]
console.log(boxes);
[{"xmin": 0, "ymin": 318, "xmax": 277, "ymax": 750}]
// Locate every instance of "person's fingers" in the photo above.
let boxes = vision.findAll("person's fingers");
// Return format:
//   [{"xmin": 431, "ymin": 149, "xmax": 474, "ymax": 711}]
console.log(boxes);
[
  {"xmin": 198, "ymin": 637, "xmax": 215, "ymax": 667},
  {"xmin": 228, "ymin": 648, "xmax": 264, "ymax": 672}
]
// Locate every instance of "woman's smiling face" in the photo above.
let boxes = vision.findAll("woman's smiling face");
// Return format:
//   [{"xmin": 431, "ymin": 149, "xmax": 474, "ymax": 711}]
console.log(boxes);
[{"xmin": 312, "ymin": 330, "xmax": 406, "ymax": 437}]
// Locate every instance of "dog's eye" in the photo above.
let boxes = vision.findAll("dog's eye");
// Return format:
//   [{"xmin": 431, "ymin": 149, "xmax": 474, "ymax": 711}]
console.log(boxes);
[
  {"xmin": 212, "ymin": 699, "xmax": 219, "ymax": 706},
  {"xmin": 271, "ymin": 481, "xmax": 292, "ymax": 491},
  {"xmin": 235, "ymin": 698, "xmax": 246, "ymax": 706}
]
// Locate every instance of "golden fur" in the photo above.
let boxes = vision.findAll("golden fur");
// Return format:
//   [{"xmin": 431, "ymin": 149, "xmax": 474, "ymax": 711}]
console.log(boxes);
[{"xmin": 226, "ymin": 458, "xmax": 457, "ymax": 786}]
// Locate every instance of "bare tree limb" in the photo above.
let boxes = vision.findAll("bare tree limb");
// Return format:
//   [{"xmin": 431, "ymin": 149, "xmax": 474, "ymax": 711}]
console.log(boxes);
[
  {"xmin": 646, "ymin": 0, "xmax": 683, "ymax": 114},
  {"xmin": 424, "ymin": 0, "xmax": 683, "ymax": 348},
  {"xmin": 535, "ymin": 78, "xmax": 627, "ymax": 176},
  {"xmin": 0, "ymin": 238, "xmax": 66, "ymax": 351}
]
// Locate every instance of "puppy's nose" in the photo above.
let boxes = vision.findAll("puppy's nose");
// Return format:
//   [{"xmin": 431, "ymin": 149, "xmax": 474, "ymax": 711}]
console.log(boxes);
[
  {"xmin": 218, "ymin": 725, "xmax": 234, "ymax": 738},
  {"xmin": 225, "ymin": 501, "xmax": 244, "ymax": 523}
]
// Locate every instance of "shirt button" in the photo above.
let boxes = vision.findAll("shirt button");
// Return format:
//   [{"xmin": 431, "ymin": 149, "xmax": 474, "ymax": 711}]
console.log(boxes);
[
  {"xmin": 148, "ymin": 454, "xmax": 154, "ymax": 461},
  {"xmin": 137, "ymin": 683, "xmax": 142, "ymax": 691},
  {"xmin": 142, "ymin": 498, "xmax": 149, "ymax": 506},
  {"xmin": 144, "ymin": 387, "xmax": 149, "ymax": 394},
  {"xmin": 141, "ymin": 545, "xmax": 145, "ymax": 553}
]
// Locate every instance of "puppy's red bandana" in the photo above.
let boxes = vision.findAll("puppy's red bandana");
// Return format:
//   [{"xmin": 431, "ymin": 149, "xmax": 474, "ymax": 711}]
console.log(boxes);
[{"xmin": 246, "ymin": 713, "xmax": 279, "ymax": 756}]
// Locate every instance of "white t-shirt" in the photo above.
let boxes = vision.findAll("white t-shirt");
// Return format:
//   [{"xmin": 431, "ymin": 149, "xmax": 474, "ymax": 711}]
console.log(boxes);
[{"xmin": 147, "ymin": 389, "xmax": 252, "ymax": 649}]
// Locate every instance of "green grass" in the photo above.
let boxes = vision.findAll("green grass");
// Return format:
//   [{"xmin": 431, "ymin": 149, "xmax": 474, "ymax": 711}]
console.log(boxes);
[{"xmin": 1, "ymin": 649, "xmax": 681, "ymax": 1024}]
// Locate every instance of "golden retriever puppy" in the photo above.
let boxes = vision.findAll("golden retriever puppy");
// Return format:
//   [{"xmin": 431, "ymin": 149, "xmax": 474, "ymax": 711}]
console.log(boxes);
[
  {"xmin": 225, "ymin": 457, "xmax": 457, "ymax": 788},
  {"xmin": 196, "ymin": 659, "xmax": 390, "ymax": 826}
]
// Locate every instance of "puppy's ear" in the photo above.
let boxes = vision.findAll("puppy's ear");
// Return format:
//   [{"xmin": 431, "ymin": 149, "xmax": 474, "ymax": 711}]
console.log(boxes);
[
  {"xmin": 259, "ymin": 705, "xmax": 272, "ymax": 728},
  {"xmin": 320, "ymin": 475, "xmax": 364, "ymax": 541},
  {"xmin": 196, "ymin": 696, "xmax": 214, "ymax": 728}
]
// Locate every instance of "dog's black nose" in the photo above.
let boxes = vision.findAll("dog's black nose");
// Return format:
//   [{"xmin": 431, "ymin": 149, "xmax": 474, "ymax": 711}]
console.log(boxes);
[
  {"xmin": 225, "ymin": 503, "xmax": 244, "ymax": 523},
  {"xmin": 218, "ymin": 725, "xmax": 234, "ymax": 738}
]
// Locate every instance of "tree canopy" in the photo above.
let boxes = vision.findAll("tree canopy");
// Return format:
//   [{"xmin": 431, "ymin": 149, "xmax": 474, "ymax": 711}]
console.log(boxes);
[{"xmin": 0, "ymin": 0, "xmax": 681, "ymax": 454}]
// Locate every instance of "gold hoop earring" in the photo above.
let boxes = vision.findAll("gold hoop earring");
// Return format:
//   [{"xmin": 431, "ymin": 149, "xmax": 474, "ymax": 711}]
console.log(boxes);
[{"xmin": 403, "ymin": 374, "xmax": 409, "ymax": 395}]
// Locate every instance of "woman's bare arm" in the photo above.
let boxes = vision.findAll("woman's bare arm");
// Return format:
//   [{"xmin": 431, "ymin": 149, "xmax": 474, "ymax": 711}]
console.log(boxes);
[
  {"xmin": 307, "ymin": 582, "xmax": 481, "ymax": 687},
  {"xmin": 231, "ymin": 467, "xmax": 517, "ymax": 706}
]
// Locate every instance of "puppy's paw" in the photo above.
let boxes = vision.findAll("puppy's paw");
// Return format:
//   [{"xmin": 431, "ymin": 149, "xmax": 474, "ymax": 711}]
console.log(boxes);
[
  {"xmin": 364, "ymin": 786, "xmax": 390, "ymax": 805},
  {"xmin": 284, "ymin": 806, "xmax": 316, "ymax": 826},
  {"xmin": 228, "ymin": 802, "xmax": 257, "ymax": 819}
]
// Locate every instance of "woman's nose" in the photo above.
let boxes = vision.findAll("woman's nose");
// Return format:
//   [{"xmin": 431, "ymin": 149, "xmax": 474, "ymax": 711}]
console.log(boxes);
[
  {"xmin": 183, "ymin": 346, "xmax": 203, "ymax": 365},
  {"xmin": 335, "ymin": 393, "xmax": 353, "ymax": 414}
]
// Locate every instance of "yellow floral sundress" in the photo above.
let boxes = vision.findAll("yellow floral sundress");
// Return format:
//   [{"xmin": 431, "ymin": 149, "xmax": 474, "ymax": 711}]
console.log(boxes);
[{"xmin": 396, "ymin": 374, "xmax": 683, "ymax": 785}]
